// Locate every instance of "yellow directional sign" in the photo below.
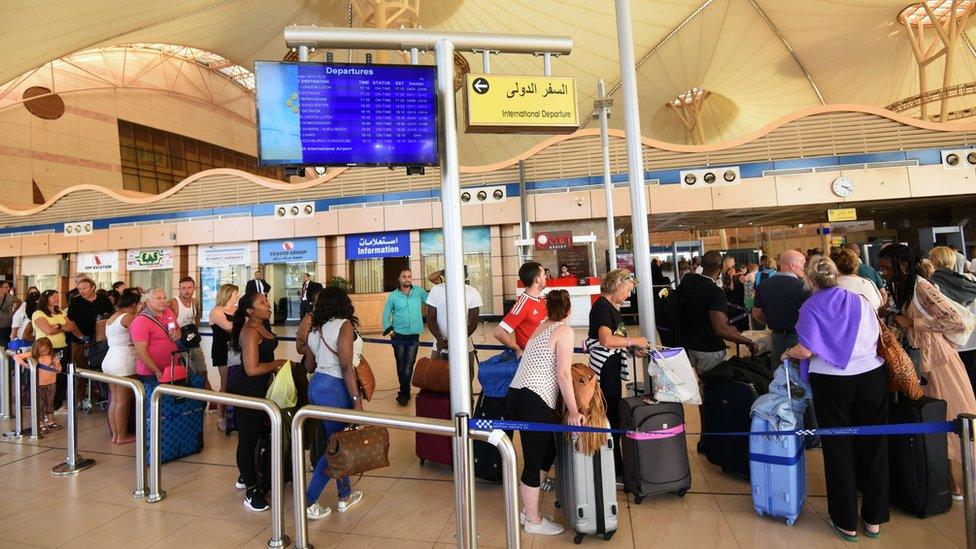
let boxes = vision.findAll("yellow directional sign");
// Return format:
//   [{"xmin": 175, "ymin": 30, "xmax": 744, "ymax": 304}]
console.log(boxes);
[
  {"xmin": 827, "ymin": 208, "xmax": 858, "ymax": 222},
  {"xmin": 464, "ymin": 73, "xmax": 579, "ymax": 134}
]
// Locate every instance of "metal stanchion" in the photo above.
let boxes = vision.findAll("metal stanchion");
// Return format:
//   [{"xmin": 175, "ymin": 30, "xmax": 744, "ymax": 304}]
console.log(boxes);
[
  {"xmin": 146, "ymin": 385, "xmax": 287, "ymax": 549},
  {"xmin": 74, "ymin": 368, "xmax": 147, "ymax": 497},
  {"xmin": 1, "ymin": 351, "xmax": 25, "ymax": 440},
  {"xmin": 0, "ymin": 346, "xmax": 10, "ymax": 420},
  {"xmin": 453, "ymin": 412, "xmax": 474, "ymax": 548},
  {"xmin": 290, "ymin": 406, "xmax": 522, "ymax": 549},
  {"xmin": 52, "ymin": 362, "xmax": 95, "ymax": 475},
  {"xmin": 959, "ymin": 413, "xmax": 976, "ymax": 549},
  {"xmin": 26, "ymin": 358, "xmax": 41, "ymax": 441}
]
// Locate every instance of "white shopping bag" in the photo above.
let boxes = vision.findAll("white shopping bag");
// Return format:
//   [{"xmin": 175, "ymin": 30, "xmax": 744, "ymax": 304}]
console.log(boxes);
[{"xmin": 647, "ymin": 347, "xmax": 701, "ymax": 405}]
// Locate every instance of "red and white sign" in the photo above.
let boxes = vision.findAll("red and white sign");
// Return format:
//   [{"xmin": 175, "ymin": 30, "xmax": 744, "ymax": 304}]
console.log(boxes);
[
  {"xmin": 534, "ymin": 231, "xmax": 573, "ymax": 250},
  {"xmin": 77, "ymin": 251, "xmax": 119, "ymax": 273}
]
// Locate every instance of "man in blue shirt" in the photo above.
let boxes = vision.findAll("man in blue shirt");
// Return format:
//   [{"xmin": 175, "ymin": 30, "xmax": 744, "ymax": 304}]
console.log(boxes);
[{"xmin": 382, "ymin": 269, "xmax": 427, "ymax": 406}]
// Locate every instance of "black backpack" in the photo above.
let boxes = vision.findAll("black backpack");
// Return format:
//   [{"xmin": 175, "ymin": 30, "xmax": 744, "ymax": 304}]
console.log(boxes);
[
  {"xmin": 655, "ymin": 286, "xmax": 684, "ymax": 348},
  {"xmin": 178, "ymin": 324, "xmax": 201, "ymax": 350}
]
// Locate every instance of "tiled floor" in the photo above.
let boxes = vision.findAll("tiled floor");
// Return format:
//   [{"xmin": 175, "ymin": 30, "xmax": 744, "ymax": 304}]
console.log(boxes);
[{"xmin": 0, "ymin": 324, "xmax": 967, "ymax": 547}]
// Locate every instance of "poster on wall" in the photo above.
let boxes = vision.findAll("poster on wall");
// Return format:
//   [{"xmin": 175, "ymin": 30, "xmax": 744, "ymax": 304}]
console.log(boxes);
[
  {"xmin": 259, "ymin": 238, "xmax": 317, "ymax": 264},
  {"xmin": 126, "ymin": 248, "xmax": 173, "ymax": 271},
  {"xmin": 346, "ymin": 232, "xmax": 410, "ymax": 260},
  {"xmin": 420, "ymin": 227, "xmax": 491, "ymax": 255},
  {"xmin": 199, "ymin": 243, "xmax": 250, "ymax": 268},
  {"xmin": 77, "ymin": 251, "xmax": 119, "ymax": 273}
]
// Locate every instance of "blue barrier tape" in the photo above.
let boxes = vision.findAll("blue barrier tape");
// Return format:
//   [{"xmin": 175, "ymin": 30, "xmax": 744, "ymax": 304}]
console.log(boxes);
[
  {"xmin": 199, "ymin": 331, "xmax": 587, "ymax": 353},
  {"xmin": 749, "ymin": 449, "xmax": 804, "ymax": 466},
  {"xmin": 469, "ymin": 418, "xmax": 958, "ymax": 438}
]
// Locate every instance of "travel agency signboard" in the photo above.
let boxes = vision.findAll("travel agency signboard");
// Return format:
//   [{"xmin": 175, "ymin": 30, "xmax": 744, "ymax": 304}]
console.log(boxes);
[
  {"xmin": 259, "ymin": 238, "xmax": 317, "ymax": 264},
  {"xmin": 126, "ymin": 248, "xmax": 173, "ymax": 271}
]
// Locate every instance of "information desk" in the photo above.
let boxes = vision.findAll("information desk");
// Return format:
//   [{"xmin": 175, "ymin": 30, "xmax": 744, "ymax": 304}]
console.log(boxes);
[{"xmin": 515, "ymin": 277, "xmax": 601, "ymax": 327}]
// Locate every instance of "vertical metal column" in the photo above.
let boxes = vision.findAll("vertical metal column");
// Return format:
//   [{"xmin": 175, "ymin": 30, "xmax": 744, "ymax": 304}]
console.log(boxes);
[
  {"xmin": 410, "ymin": 47, "xmax": 419, "ymax": 65},
  {"xmin": 598, "ymin": 79, "xmax": 617, "ymax": 272},
  {"xmin": 27, "ymin": 358, "xmax": 40, "ymax": 440},
  {"xmin": 615, "ymin": 0, "xmax": 657, "ymax": 349},
  {"xmin": 481, "ymin": 49, "xmax": 491, "ymax": 73},
  {"xmin": 519, "ymin": 160, "xmax": 531, "ymax": 263},
  {"xmin": 542, "ymin": 52, "xmax": 552, "ymax": 76},
  {"xmin": 298, "ymin": 45, "xmax": 309, "ymax": 62},
  {"xmin": 52, "ymin": 362, "xmax": 95, "ymax": 475},
  {"xmin": 960, "ymin": 413, "xmax": 976, "ymax": 549},
  {"xmin": 0, "ymin": 348, "xmax": 10, "ymax": 420},
  {"xmin": 1, "ymin": 352, "xmax": 24, "ymax": 439},
  {"xmin": 434, "ymin": 38, "xmax": 476, "ymax": 549}
]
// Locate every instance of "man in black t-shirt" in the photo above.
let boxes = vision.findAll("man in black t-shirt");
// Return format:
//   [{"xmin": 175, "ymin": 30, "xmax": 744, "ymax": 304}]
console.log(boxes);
[
  {"xmin": 67, "ymin": 278, "xmax": 112, "ymax": 370},
  {"xmin": 752, "ymin": 250, "xmax": 810, "ymax": 363},
  {"xmin": 677, "ymin": 250, "xmax": 757, "ymax": 375}
]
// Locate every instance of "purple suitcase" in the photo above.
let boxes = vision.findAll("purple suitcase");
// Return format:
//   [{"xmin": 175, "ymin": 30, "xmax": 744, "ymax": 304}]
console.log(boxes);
[{"xmin": 415, "ymin": 389, "xmax": 453, "ymax": 467}]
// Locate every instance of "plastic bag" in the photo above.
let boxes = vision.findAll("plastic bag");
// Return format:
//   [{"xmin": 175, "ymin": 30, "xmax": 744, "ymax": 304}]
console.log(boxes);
[
  {"xmin": 266, "ymin": 360, "xmax": 297, "ymax": 409},
  {"xmin": 647, "ymin": 347, "xmax": 701, "ymax": 405}
]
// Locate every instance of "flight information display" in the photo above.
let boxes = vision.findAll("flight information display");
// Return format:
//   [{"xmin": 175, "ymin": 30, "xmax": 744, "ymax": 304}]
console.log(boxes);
[{"xmin": 255, "ymin": 61, "xmax": 438, "ymax": 166}]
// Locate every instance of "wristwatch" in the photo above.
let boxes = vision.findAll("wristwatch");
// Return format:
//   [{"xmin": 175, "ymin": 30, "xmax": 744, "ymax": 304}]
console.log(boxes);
[{"xmin": 351, "ymin": 395, "xmax": 360, "ymax": 402}]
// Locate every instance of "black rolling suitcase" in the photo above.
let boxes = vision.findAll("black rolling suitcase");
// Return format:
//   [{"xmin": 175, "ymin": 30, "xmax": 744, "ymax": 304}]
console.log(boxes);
[
  {"xmin": 619, "ymin": 397, "xmax": 691, "ymax": 503},
  {"xmin": 700, "ymin": 377, "xmax": 759, "ymax": 478},
  {"xmin": 888, "ymin": 395, "xmax": 952, "ymax": 517},
  {"xmin": 472, "ymin": 393, "xmax": 512, "ymax": 483}
]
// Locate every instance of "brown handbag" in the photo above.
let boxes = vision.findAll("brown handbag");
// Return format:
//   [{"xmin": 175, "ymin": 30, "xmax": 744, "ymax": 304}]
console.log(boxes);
[
  {"xmin": 876, "ymin": 316, "xmax": 923, "ymax": 400},
  {"xmin": 412, "ymin": 356, "xmax": 452, "ymax": 393},
  {"xmin": 324, "ymin": 425, "xmax": 390, "ymax": 479},
  {"xmin": 320, "ymin": 333, "xmax": 376, "ymax": 401}
]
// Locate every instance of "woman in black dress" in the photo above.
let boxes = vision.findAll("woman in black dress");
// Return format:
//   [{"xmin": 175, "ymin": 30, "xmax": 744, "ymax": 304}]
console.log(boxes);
[{"xmin": 209, "ymin": 284, "xmax": 238, "ymax": 431}]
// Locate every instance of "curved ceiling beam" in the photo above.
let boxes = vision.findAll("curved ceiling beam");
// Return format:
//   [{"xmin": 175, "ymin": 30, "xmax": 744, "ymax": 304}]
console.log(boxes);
[
  {"xmin": 746, "ymin": 0, "xmax": 826, "ymax": 105},
  {"xmin": 582, "ymin": 0, "xmax": 716, "ymax": 128}
]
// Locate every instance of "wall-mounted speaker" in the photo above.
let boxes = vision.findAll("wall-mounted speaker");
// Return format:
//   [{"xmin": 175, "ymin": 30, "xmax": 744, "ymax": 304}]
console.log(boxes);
[
  {"xmin": 63, "ymin": 221, "xmax": 93, "ymax": 236},
  {"xmin": 460, "ymin": 185, "xmax": 506, "ymax": 204},
  {"xmin": 679, "ymin": 166, "xmax": 740, "ymax": 189},
  {"xmin": 274, "ymin": 202, "xmax": 315, "ymax": 218}
]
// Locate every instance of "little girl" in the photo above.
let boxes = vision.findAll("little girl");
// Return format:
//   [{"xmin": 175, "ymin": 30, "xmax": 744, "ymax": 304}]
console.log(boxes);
[{"xmin": 15, "ymin": 337, "xmax": 62, "ymax": 433}]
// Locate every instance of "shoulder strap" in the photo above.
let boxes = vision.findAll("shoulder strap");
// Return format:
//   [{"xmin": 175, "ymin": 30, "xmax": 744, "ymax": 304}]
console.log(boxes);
[{"xmin": 140, "ymin": 309, "xmax": 168, "ymax": 332}]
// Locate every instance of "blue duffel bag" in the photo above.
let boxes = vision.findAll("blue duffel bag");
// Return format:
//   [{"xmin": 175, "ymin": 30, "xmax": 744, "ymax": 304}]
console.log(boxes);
[
  {"xmin": 477, "ymin": 350, "xmax": 521, "ymax": 398},
  {"xmin": 144, "ymin": 373, "xmax": 206, "ymax": 464}
]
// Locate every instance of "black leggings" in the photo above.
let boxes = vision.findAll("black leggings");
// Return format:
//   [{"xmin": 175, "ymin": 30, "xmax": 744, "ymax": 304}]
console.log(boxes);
[
  {"xmin": 599, "ymin": 354, "xmax": 624, "ymax": 472},
  {"xmin": 226, "ymin": 377, "xmax": 268, "ymax": 492},
  {"xmin": 507, "ymin": 387, "xmax": 557, "ymax": 488}
]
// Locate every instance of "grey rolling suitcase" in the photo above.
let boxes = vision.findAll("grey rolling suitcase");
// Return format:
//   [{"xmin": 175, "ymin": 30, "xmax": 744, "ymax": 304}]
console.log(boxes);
[
  {"xmin": 619, "ymin": 397, "xmax": 691, "ymax": 503},
  {"xmin": 555, "ymin": 430, "xmax": 618, "ymax": 544}
]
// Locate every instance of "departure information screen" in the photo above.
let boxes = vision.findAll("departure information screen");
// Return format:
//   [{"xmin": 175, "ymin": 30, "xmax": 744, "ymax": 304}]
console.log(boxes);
[{"xmin": 255, "ymin": 62, "xmax": 438, "ymax": 166}]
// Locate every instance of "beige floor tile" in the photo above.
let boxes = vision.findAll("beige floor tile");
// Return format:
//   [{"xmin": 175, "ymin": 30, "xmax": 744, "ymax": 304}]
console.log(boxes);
[
  {"xmin": 243, "ymin": 526, "xmax": 346, "ymax": 549},
  {"xmin": 714, "ymin": 493, "xmax": 818, "ymax": 515},
  {"xmin": 351, "ymin": 479, "xmax": 454, "ymax": 541},
  {"xmin": 342, "ymin": 533, "xmax": 434, "ymax": 548},
  {"xmin": 148, "ymin": 516, "xmax": 268, "ymax": 548},
  {"xmin": 0, "ymin": 499, "xmax": 129, "ymax": 547},
  {"xmin": 926, "ymin": 503, "xmax": 967, "ymax": 548},
  {"xmin": 723, "ymin": 510, "xmax": 846, "ymax": 548},
  {"xmin": 875, "ymin": 507, "xmax": 961, "ymax": 548},
  {"xmin": 57, "ymin": 507, "xmax": 196, "ymax": 549},
  {"xmin": 0, "ymin": 489, "xmax": 69, "ymax": 533},
  {"xmin": 628, "ymin": 508, "xmax": 738, "ymax": 548},
  {"xmin": 133, "ymin": 474, "xmax": 236, "ymax": 515},
  {"xmin": 302, "ymin": 482, "xmax": 385, "ymax": 534}
]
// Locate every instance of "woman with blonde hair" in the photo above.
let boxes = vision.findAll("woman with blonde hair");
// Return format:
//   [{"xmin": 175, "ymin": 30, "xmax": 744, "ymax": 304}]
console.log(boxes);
[
  {"xmin": 929, "ymin": 246, "xmax": 976, "ymax": 397},
  {"xmin": 209, "ymin": 283, "xmax": 239, "ymax": 431}
]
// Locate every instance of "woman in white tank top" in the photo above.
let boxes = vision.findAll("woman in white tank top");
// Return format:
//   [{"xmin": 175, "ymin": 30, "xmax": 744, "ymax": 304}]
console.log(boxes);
[{"xmin": 103, "ymin": 290, "xmax": 139, "ymax": 444}]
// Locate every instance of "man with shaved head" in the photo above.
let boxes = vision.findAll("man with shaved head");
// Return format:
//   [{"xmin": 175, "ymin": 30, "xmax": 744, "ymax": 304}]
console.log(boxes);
[
  {"xmin": 844, "ymin": 242, "xmax": 884, "ymax": 290},
  {"xmin": 752, "ymin": 249, "xmax": 811, "ymax": 365},
  {"xmin": 677, "ymin": 250, "xmax": 759, "ymax": 375}
]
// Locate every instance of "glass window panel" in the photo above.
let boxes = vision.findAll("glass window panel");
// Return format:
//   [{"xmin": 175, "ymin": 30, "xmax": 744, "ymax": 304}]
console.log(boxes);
[
  {"xmin": 199, "ymin": 144, "xmax": 212, "ymax": 165},
  {"xmin": 120, "ymin": 146, "xmax": 137, "ymax": 168},
  {"xmin": 154, "ymin": 153, "xmax": 170, "ymax": 171},
  {"xmin": 136, "ymin": 149, "xmax": 154, "ymax": 168},
  {"xmin": 168, "ymin": 135, "xmax": 183, "ymax": 159},
  {"xmin": 350, "ymin": 259, "xmax": 383, "ymax": 294},
  {"xmin": 151, "ymin": 131, "xmax": 167, "ymax": 154},
  {"xmin": 184, "ymin": 140, "xmax": 198, "ymax": 161},
  {"xmin": 122, "ymin": 172, "xmax": 139, "ymax": 191},
  {"xmin": 134, "ymin": 126, "xmax": 151, "ymax": 149},
  {"xmin": 118, "ymin": 120, "xmax": 133, "ymax": 143},
  {"xmin": 139, "ymin": 175, "xmax": 158, "ymax": 195},
  {"xmin": 186, "ymin": 160, "xmax": 200, "ymax": 174}
]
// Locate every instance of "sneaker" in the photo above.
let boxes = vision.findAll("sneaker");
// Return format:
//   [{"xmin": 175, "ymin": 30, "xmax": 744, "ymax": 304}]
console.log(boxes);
[
  {"xmin": 520, "ymin": 512, "xmax": 527, "ymax": 525},
  {"xmin": 337, "ymin": 490, "xmax": 363, "ymax": 513},
  {"xmin": 952, "ymin": 492, "xmax": 964, "ymax": 501},
  {"xmin": 234, "ymin": 475, "xmax": 246, "ymax": 490},
  {"xmin": 243, "ymin": 490, "xmax": 270, "ymax": 512},
  {"xmin": 396, "ymin": 393, "xmax": 409, "ymax": 406},
  {"xmin": 524, "ymin": 517, "xmax": 564, "ymax": 536},
  {"xmin": 306, "ymin": 502, "xmax": 333, "ymax": 520}
]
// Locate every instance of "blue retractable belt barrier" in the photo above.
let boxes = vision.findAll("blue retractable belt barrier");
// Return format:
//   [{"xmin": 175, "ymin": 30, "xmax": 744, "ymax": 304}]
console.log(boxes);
[
  {"xmin": 749, "ymin": 448, "xmax": 804, "ymax": 467},
  {"xmin": 469, "ymin": 418, "xmax": 958, "ymax": 438},
  {"xmin": 200, "ymin": 331, "xmax": 587, "ymax": 353}
]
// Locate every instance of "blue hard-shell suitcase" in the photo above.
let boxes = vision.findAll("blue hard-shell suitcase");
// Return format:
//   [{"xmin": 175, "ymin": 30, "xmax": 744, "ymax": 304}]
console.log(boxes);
[
  {"xmin": 749, "ymin": 372, "xmax": 805, "ymax": 526},
  {"xmin": 144, "ymin": 373, "xmax": 205, "ymax": 464}
]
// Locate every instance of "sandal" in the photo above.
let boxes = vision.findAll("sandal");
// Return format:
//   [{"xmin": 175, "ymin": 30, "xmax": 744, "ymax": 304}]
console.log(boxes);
[
  {"xmin": 829, "ymin": 522, "xmax": 858, "ymax": 543},
  {"xmin": 48, "ymin": 422, "xmax": 62, "ymax": 430},
  {"xmin": 861, "ymin": 520, "xmax": 880, "ymax": 540},
  {"xmin": 39, "ymin": 426, "xmax": 49, "ymax": 434}
]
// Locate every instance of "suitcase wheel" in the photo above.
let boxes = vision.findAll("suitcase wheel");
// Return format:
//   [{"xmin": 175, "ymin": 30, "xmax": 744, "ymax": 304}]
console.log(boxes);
[
  {"xmin": 573, "ymin": 532, "xmax": 584, "ymax": 545},
  {"xmin": 603, "ymin": 531, "xmax": 615, "ymax": 541},
  {"xmin": 786, "ymin": 516, "xmax": 796, "ymax": 526},
  {"xmin": 419, "ymin": 459, "xmax": 426, "ymax": 466},
  {"xmin": 677, "ymin": 488, "xmax": 688, "ymax": 498},
  {"xmin": 633, "ymin": 496, "xmax": 644, "ymax": 505}
]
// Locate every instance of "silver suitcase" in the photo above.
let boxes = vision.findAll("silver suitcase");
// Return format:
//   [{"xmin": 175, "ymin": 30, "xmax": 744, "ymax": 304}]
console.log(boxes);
[{"xmin": 555, "ymin": 430, "xmax": 618, "ymax": 543}]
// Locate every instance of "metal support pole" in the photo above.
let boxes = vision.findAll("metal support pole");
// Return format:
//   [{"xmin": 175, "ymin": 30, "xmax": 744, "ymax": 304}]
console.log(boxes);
[
  {"xmin": 0, "ymin": 346, "xmax": 9, "ymax": 420},
  {"xmin": 519, "ymin": 160, "xmax": 531, "ymax": 263},
  {"xmin": 672, "ymin": 241, "xmax": 680, "ymax": 287},
  {"xmin": 454, "ymin": 413, "xmax": 475, "ymax": 548},
  {"xmin": 2, "ymin": 351, "xmax": 24, "ymax": 439},
  {"xmin": 481, "ymin": 49, "xmax": 491, "ymax": 73},
  {"xmin": 52, "ymin": 362, "xmax": 95, "ymax": 475},
  {"xmin": 542, "ymin": 52, "xmax": 552, "ymax": 75},
  {"xmin": 589, "ymin": 233, "xmax": 598, "ymax": 277},
  {"xmin": 959, "ymin": 413, "xmax": 976, "ymax": 549},
  {"xmin": 147, "ymin": 386, "xmax": 287, "ymax": 549},
  {"xmin": 298, "ymin": 45, "xmax": 309, "ymax": 63},
  {"xmin": 290, "ymin": 406, "xmax": 521, "ymax": 549},
  {"xmin": 435, "ymin": 38, "xmax": 476, "ymax": 549},
  {"xmin": 27, "ymin": 358, "xmax": 40, "ymax": 440},
  {"xmin": 410, "ymin": 47, "xmax": 419, "ymax": 65},
  {"xmin": 74, "ymin": 368, "xmax": 146, "ymax": 497},
  {"xmin": 598, "ymin": 79, "xmax": 617, "ymax": 272},
  {"xmin": 615, "ymin": 0, "xmax": 657, "ymax": 354}
]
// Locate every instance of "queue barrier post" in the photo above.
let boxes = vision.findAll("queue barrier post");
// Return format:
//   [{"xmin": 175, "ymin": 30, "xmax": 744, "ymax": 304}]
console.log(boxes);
[
  {"xmin": 51, "ymin": 362, "xmax": 95, "ymax": 476},
  {"xmin": 56, "ymin": 367, "xmax": 147, "ymax": 497},
  {"xmin": 290, "ymin": 406, "xmax": 522, "ymax": 549},
  {"xmin": 1, "ymin": 350, "xmax": 25, "ymax": 439},
  {"xmin": 25, "ymin": 357, "xmax": 41, "ymax": 441},
  {"xmin": 0, "ymin": 346, "xmax": 10, "ymax": 420},
  {"xmin": 959, "ymin": 413, "xmax": 976, "ymax": 549},
  {"xmin": 146, "ymin": 385, "xmax": 288, "ymax": 549}
]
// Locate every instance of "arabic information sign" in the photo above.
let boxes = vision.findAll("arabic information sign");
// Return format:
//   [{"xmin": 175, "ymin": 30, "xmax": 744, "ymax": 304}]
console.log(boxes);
[
  {"xmin": 126, "ymin": 248, "xmax": 173, "ymax": 271},
  {"xmin": 259, "ymin": 238, "xmax": 317, "ymax": 263},
  {"xmin": 827, "ymin": 208, "xmax": 858, "ymax": 222},
  {"xmin": 346, "ymin": 232, "xmax": 410, "ymax": 260},
  {"xmin": 464, "ymin": 74, "xmax": 579, "ymax": 134}
]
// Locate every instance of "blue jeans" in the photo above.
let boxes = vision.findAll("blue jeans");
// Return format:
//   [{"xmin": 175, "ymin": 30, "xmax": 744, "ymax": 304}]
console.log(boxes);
[
  {"xmin": 391, "ymin": 332, "xmax": 420, "ymax": 396},
  {"xmin": 306, "ymin": 373, "xmax": 352, "ymax": 504}
]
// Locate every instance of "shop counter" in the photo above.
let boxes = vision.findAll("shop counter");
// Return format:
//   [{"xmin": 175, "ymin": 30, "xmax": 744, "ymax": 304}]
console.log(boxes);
[{"xmin": 515, "ymin": 277, "xmax": 601, "ymax": 327}]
